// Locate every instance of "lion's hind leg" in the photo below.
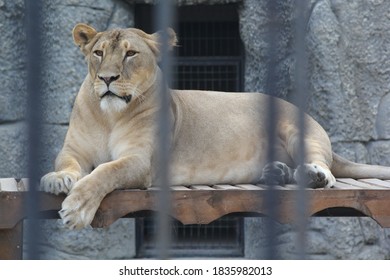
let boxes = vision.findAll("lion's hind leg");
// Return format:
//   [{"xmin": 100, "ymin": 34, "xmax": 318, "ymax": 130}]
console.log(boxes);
[
  {"xmin": 258, "ymin": 161, "xmax": 336, "ymax": 189},
  {"xmin": 281, "ymin": 121, "xmax": 336, "ymax": 189},
  {"xmin": 294, "ymin": 163, "xmax": 335, "ymax": 189},
  {"xmin": 259, "ymin": 161, "xmax": 295, "ymax": 186}
]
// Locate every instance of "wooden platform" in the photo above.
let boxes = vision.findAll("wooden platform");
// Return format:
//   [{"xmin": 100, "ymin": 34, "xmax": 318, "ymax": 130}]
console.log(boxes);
[
  {"xmin": 1, "ymin": 178, "xmax": 390, "ymax": 259},
  {"xmin": 1, "ymin": 178, "xmax": 390, "ymax": 228}
]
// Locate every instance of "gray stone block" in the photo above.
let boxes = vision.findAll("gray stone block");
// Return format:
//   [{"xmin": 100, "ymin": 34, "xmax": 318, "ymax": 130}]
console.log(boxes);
[
  {"xmin": 0, "ymin": 0, "xmax": 27, "ymax": 122},
  {"xmin": 331, "ymin": 142, "xmax": 370, "ymax": 164},
  {"xmin": 245, "ymin": 217, "xmax": 390, "ymax": 259},
  {"xmin": 0, "ymin": 122, "xmax": 27, "ymax": 178},
  {"xmin": 0, "ymin": 123, "xmax": 68, "ymax": 178},
  {"xmin": 40, "ymin": 0, "xmax": 134, "ymax": 124},
  {"xmin": 40, "ymin": 125, "xmax": 69, "ymax": 174},
  {"xmin": 309, "ymin": 217, "xmax": 390, "ymax": 260},
  {"xmin": 307, "ymin": 0, "xmax": 390, "ymax": 142},
  {"xmin": 375, "ymin": 92, "xmax": 390, "ymax": 139},
  {"xmin": 367, "ymin": 140, "xmax": 390, "ymax": 166},
  {"xmin": 26, "ymin": 219, "xmax": 136, "ymax": 259},
  {"xmin": 238, "ymin": 0, "xmax": 294, "ymax": 98}
]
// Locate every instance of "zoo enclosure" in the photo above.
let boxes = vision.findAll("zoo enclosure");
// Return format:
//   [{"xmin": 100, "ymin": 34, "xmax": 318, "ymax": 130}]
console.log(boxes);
[{"xmin": 1, "ymin": 0, "xmax": 390, "ymax": 260}]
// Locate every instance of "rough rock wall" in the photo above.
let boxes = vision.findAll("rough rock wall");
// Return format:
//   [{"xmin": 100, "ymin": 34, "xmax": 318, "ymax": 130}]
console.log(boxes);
[
  {"xmin": 39, "ymin": 0, "xmax": 135, "ymax": 172},
  {"xmin": 0, "ymin": 0, "xmax": 136, "ymax": 259},
  {"xmin": 2, "ymin": 0, "xmax": 390, "ymax": 259},
  {"xmin": 240, "ymin": 0, "xmax": 390, "ymax": 165},
  {"xmin": 240, "ymin": 0, "xmax": 390, "ymax": 259},
  {"xmin": 307, "ymin": 0, "xmax": 390, "ymax": 159},
  {"xmin": 0, "ymin": 0, "xmax": 27, "ymax": 178},
  {"xmin": 245, "ymin": 217, "xmax": 390, "ymax": 259},
  {"xmin": 37, "ymin": 0, "xmax": 136, "ymax": 260}
]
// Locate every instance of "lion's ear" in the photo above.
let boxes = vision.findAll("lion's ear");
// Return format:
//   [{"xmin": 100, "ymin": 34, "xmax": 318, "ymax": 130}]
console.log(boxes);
[
  {"xmin": 152, "ymin": 28, "xmax": 178, "ymax": 52},
  {"xmin": 132, "ymin": 28, "xmax": 177, "ymax": 60},
  {"xmin": 72, "ymin": 23, "xmax": 98, "ymax": 55}
]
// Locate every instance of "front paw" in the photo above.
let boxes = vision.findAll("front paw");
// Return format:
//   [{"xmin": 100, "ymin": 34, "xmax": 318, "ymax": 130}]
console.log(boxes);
[
  {"xmin": 40, "ymin": 171, "xmax": 80, "ymax": 195},
  {"xmin": 59, "ymin": 180, "xmax": 104, "ymax": 229}
]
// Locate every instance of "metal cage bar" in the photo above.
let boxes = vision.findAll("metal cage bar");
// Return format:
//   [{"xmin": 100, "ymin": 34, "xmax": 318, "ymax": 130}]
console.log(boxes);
[
  {"xmin": 154, "ymin": 0, "xmax": 175, "ymax": 259},
  {"xmin": 264, "ymin": 0, "xmax": 281, "ymax": 260},
  {"xmin": 294, "ymin": 0, "xmax": 310, "ymax": 260},
  {"xmin": 25, "ymin": 0, "xmax": 44, "ymax": 260}
]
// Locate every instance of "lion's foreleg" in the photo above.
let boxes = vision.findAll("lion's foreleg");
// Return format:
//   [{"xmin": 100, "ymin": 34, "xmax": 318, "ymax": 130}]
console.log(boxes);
[{"xmin": 59, "ymin": 155, "xmax": 152, "ymax": 229}]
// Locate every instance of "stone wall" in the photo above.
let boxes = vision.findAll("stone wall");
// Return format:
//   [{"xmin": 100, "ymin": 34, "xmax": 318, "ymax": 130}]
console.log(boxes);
[
  {"xmin": 241, "ymin": 0, "xmax": 390, "ymax": 259},
  {"xmin": 0, "ymin": 0, "xmax": 27, "ymax": 178},
  {"xmin": 1, "ymin": 0, "xmax": 390, "ymax": 259},
  {"xmin": 240, "ymin": 0, "xmax": 390, "ymax": 166},
  {"xmin": 1, "ymin": 0, "xmax": 137, "ymax": 260}
]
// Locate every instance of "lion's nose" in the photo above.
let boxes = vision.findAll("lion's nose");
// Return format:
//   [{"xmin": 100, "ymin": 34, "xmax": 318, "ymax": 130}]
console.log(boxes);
[{"xmin": 98, "ymin": 75, "xmax": 120, "ymax": 86}]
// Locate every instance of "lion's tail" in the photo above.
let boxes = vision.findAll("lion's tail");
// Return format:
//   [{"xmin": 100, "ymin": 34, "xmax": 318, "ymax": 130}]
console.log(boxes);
[{"xmin": 331, "ymin": 152, "xmax": 390, "ymax": 179}]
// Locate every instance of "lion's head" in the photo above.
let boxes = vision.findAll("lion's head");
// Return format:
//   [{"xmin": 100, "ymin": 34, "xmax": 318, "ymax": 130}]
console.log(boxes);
[{"xmin": 72, "ymin": 23, "xmax": 177, "ymax": 112}]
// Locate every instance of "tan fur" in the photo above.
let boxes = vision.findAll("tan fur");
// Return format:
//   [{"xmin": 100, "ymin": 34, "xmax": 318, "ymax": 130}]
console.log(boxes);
[{"xmin": 41, "ymin": 24, "xmax": 390, "ymax": 229}]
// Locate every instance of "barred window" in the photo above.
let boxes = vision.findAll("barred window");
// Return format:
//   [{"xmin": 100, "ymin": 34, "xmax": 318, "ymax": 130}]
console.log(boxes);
[{"xmin": 135, "ymin": 3, "xmax": 244, "ymax": 258}]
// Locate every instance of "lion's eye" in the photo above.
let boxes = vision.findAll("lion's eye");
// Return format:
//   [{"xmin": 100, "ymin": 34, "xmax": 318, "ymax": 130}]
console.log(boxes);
[
  {"xmin": 93, "ymin": 50, "xmax": 103, "ymax": 57},
  {"xmin": 125, "ymin": 50, "xmax": 138, "ymax": 57}
]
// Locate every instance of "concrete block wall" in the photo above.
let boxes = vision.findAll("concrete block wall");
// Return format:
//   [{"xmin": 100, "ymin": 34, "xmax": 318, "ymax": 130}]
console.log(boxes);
[
  {"xmin": 0, "ymin": 0, "xmax": 27, "ymax": 179},
  {"xmin": 1, "ymin": 0, "xmax": 390, "ymax": 259},
  {"xmin": 241, "ymin": 0, "xmax": 390, "ymax": 259},
  {"xmin": 1, "ymin": 0, "xmax": 137, "ymax": 260}
]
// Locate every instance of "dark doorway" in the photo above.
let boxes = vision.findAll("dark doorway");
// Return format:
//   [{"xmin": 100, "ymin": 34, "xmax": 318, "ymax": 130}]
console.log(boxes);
[{"xmin": 135, "ymin": 3, "xmax": 245, "ymax": 258}]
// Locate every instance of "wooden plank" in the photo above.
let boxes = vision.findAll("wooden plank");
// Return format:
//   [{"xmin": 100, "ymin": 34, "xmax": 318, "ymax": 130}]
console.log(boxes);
[
  {"xmin": 336, "ymin": 178, "xmax": 372, "ymax": 189},
  {"xmin": 190, "ymin": 185, "xmax": 214, "ymax": 190},
  {"xmin": 0, "ymin": 221, "xmax": 23, "ymax": 259},
  {"xmin": 337, "ymin": 178, "xmax": 390, "ymax": 190},
  {"xmin": 2, "ymin": 178, "xmax": 390, "ymax": 234},
  {"xmin": 284, "ymin": 184, "xmax": 300, "ymax": 190},
  {"xmin": 18, "ymin": 179, "xmax": 29, "ymax": 191},
  {"xmin": 2, "ymin": 177, "xmax": 390, "ymax": 262},
  {"xmin": 256, "ymin": 184, "xmax": 286, "ymax": 190},
  {"xmin": 307, "ymin": 189, "xmax": 390, "ymax": 228},
  {"xmin": 0, "ymin": 178, "xmax": 18, "ymax": 192},
  {"xmin": 171, "ymin": 186, "xmax": 191, "ymax": 191},
  {"xmin": 0, "ymin": 178, "xmax": 29, "ymax": 192},
  {"xmin": 235, "ymin": 184, "xmax": 265, "ymax": 190},
  {"xmin": 212, "ymin": 184, "xmax": 242, "ymax": 190},
  {"xmin": 337, "ymin": 178, "xmax": 388, "ymax": 189},
  {"xmin": 0, "ymin": 192, "xmax": 63, "ymax": 229},
  {"xmin": 332, "ymin": 181, "xmax": 365, "ymax": 190},
  {"xmin": 358, "ymin": 179, "xmax": 390, "ymax": 189}
]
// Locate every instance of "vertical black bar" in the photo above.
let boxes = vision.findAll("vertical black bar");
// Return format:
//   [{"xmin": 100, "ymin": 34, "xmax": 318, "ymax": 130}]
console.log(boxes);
[
  {"xmin": 264, "ymin": 0, "xmax": 279, "ymax": 260},
  {"xmin": 154, "ymin": 0, "xmax": 175, "ymax": 259},
  {"xmin": 25, "ymin": 0, "xmax": 43, "ymax": 260},
  {"xmin": 294, "ymin": 0, "xmax": 310, "ymax": 260}
]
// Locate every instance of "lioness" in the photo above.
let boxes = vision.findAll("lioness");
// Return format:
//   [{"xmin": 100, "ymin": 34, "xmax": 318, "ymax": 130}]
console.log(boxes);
[{"xmin": 41, "ymin": 23, "xmax": 390, "ymax": 229}]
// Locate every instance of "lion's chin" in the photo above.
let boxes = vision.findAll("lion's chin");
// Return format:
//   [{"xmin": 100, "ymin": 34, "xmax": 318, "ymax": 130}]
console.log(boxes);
[
  {"xmin": 101, "ymin": 91, "xmax": 132, "ymax": 104},
  {"xmin": 100, "ymin": 96, "xmax": 129, "ymax": 113}
]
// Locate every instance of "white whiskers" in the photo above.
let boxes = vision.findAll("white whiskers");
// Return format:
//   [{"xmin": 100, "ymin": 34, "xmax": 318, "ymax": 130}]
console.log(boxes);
[{"xmin": 93, "ymin": 79, "xmax": 149, "ymax": 113}]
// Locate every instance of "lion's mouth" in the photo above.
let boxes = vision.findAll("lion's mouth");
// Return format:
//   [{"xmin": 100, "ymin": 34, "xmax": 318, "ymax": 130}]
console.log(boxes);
[{"xmin": 101, "ymin": 91, "xmax": 132, "ymax": 103}]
